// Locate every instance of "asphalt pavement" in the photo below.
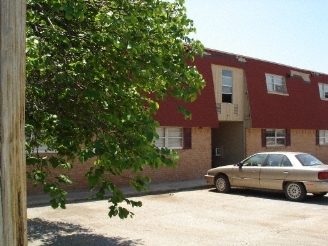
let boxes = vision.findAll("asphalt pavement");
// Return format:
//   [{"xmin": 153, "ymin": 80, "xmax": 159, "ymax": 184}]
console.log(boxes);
[{"xmin": 27, "ymin": 178, "xmax": 209, "ymax": 207}]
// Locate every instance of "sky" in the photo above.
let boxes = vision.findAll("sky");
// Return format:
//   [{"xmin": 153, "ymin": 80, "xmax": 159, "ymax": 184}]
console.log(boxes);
[{"xmin": 184, "ymin": 0, "xmax": 328, "ymax": 74}]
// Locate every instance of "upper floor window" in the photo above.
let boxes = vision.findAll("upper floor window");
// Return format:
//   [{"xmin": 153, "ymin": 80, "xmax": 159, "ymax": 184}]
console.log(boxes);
[
  {"xmin": 265, "ymin": 74, "xmax": 287, "ymax": 94},
  {"xmin": 222, "ymin": 69, "xmax": 233, "ymax": 103},
  {"xmin": 318, "ymin": 130, "xmax": 328, "ymax": 145},
  {"xmin": 155, "ymin": 127, "xmax": 183, "ymax": 149},
  {"xmin": 318, "ymin": 83, "xmax": 328, "ymax": 99}
]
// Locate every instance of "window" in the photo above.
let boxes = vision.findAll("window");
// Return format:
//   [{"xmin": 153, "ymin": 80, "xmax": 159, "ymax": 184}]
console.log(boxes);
[
  {"xmin": 318, "ymin": 130, "xmax": 328, "ymax": 145},
  {"xmin": 265, "ymin": 74, "xmax": 287, "ymax": 94},
  {"xmin": 222, "ymin": 69, "xmax": 233, "ymax": 103},
  {"xmin": 35, "ymin": 143, "xmax": 49, "ymax": 153},
  {"xmin": 242, "ymin": 153, "xmax": 267, "ymax": 166},
  {"xmin": 282, "ymin": 156, "xmax": 292, "ymax": 166},
  {"xmin": 318, "ymin": 83, "xmax": 328, "ymax": 99},
  {"xmin": 31, "ymin": 143, "xmax": 57, "ymax": 153},
  {"xmin": 296, "ymin": 154, "xmax": 323, "ymax": 166},
  {"xmin": 262, "ymin": 129, "xmax": 290, "ymax": 147},
  {"xmin": 26, "ymin": 132, "xmax": 57, "ymax": 153},
  {"xmin": 266, "ymin": 129, "xmax": 285, "ymax": 146},
  {"xmin": 264, "ymin": 154, "xmax": 284, "ymax": 167},
  {"xmin": 155, "ymin": 127, "xmax": 188, "ymax": 149}
]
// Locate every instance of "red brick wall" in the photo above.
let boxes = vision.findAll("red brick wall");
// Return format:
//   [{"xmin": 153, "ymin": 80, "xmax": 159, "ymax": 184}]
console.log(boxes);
[
  {"xmin": 140, "ymin": 127, "xmax": 212, "ymax": 183},
  {"xmin": 245, "ymin": 128, "xmax": 328, "ymax": 162},
  {"xmin": 27, "ymin": 127, "xmax": 212, "ymax": 195}
]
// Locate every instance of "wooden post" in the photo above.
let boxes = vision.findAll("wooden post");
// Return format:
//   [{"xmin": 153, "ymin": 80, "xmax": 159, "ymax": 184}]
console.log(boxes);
[{"xmin": 0, "ymin": 0, "xmax": 27, "ymax": 245}]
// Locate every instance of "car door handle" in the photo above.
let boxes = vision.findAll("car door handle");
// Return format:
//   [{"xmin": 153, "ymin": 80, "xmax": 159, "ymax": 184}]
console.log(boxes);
[{"xmin": 283, "ymin": 171, "xmax": 289, "ymax": 174}]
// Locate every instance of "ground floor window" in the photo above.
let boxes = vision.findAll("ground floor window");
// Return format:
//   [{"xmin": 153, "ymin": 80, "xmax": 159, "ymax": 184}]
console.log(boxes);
[
  {"xmin": 262, "ymin": 129, "xmax": 290, "ymax": 147},
  {"xmin": 26, "ymin": 132, "xmax": 57, "ymax": 154},
  {"xmin": 317, "ymin": 130, "xmax": 328, "ymax": 145},
  {"xmin": 155, "ymin": 127, "xmax": 183, "ymax": 149}
]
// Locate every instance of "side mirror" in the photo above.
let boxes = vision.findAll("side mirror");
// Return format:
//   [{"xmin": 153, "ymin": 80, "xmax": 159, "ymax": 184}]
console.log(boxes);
[{"xmin": 238, "ymin": 162, "xmax": 243, "ymax": 168}]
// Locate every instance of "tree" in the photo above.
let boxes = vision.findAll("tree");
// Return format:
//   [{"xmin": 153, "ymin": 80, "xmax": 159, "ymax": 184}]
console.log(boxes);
[{"xmin": 26, "ymin": 0, "xmax": 204, "ymax": 218}]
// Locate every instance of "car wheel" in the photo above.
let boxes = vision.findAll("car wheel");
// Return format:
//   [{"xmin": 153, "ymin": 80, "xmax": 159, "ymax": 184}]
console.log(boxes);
[
  {"xmin": 215, "ymin": 175, "xmax": 231, "ymax": 193},
  {"xmin": 284, "ymin": 182, "xmax": 306, "ymax": 201},
  {"xmin": 312, "ymin": 192, "xmax": 327, "ymax": 197}
]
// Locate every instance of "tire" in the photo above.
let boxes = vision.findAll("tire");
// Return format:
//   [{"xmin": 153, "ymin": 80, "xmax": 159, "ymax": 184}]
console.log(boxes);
[
  {"xmin": 284, "ymin": 182, "xmax": 306, "ymax": 202},
  {"xmin": 312, "ymin": 192, "xmax": 327, "ymax": 197},
  {"xmin": 215, "ymin": 175, "xmax": 231, "ymax": 193}
]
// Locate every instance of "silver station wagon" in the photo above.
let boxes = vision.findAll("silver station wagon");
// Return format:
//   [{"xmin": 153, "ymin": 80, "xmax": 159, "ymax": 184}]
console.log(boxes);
[{"xmin": 205, "ymin": 152, "xmax": 328, "ymax": 201}]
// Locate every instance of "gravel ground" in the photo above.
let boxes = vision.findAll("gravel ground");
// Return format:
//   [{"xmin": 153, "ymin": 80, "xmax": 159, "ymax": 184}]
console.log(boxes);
[{"xmin": 27, "ymin": 188, "xmax": 328, "ymax": 246}]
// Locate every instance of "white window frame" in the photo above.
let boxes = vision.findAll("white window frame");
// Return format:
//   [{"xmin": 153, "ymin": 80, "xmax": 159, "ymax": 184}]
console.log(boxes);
[
  {"xmin": 33, "ymin": 143, "xmax": 57, "ymax": 154},
  {"xmin": 318, "ymin": 83, "xmax": 328, "ymax": 100},
  {"xmin": 319, "ymin": 130, "xmax": 328, "ymax": 145},
  {"xmin": 266, "ymin": 129, "xmax": 285, "ymax": 146},
  {"xmin": 27, "ymin": 132, "xmax": 57, "ymax": 154},
  {"xmin": 265, "ymin": 74, "xmax": 287, "ymax": 94},
  {"xmin": 155, "ymin": 127, "xmax": 183, "ymax": 149},
  {"xmin": 222, "ymin": 69, "xmax": 233, "ymax": 103}
]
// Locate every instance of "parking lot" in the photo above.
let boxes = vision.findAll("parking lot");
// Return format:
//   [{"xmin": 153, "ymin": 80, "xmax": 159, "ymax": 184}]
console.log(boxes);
[{"xmin": 28, "ymin": 188, "xmax": 328, "ymax": 245}]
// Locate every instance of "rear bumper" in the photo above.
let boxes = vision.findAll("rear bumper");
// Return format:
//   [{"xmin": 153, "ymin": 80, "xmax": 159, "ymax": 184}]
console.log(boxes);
[
  {"xmin": 304, "ymin": 181, "xmax": 328, "ymax": 193},
  {"xmin": 205, "ymin": 175, "xmax": 215, "ymax": 185}
]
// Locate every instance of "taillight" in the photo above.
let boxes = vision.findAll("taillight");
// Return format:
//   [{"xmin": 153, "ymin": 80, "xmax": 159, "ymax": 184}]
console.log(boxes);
[{"xmin": 318, "ymin": 172, "xmax": 328, "ymax": 180}]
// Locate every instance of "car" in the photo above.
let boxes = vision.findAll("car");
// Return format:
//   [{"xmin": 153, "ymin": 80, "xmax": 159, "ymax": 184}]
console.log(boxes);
[{"xmin": 205, "ymin": 152, "xmax": 328, "ymax": 201}]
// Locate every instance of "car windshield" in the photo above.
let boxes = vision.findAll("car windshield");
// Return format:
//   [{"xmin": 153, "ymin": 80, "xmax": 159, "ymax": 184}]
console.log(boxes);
[{"xmin": 296, "ymin": 154, "xmax": 323, "ymax": 166}]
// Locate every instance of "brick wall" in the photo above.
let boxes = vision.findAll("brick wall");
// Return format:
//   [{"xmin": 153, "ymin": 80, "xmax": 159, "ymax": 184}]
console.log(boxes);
[
  {"xmin": 245, "ymin": 128, "xmax": 328, "ymax": 162},
  {"xmin": 27, "ymin": 127, "xmax": 212, "ymax": 195},
  {"xmin": 140, "ymin": 127, "xmax": 212, "ymax": 182}
]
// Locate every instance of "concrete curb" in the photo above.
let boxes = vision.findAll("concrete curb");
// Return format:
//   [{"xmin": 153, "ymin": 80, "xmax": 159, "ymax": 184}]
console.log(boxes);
[{"xmin": 27, "ymin": 179, "xmax": 210, "ymax": 208}]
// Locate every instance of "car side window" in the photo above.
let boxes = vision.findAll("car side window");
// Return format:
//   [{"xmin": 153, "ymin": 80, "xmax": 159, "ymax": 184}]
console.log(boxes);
[
  {"xmin": 295, "ymin": 154, "xmax": 323, "ymax": 166},
  {"xmin": 264, "ymin": 154, "xmax": 284, "ymax": 167},
  {"xmin": 243, "ymin": 154, "xmax": 267, "ymax": 166},
  {"xmin": 281, "ymin": 156, "xmax": 293, "ymax": 166}
]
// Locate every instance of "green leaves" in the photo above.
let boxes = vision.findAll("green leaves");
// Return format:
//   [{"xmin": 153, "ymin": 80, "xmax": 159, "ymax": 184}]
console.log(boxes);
[
  {"xmin": 43, "ymin": 183, "xmax": 68, "ymax": 209},
  {"xmin": 26, "ymin": 0, "xmax": 204, "ymax": 218},
  {"xmin": 63, "ymin": 0, "xmax": 86, "ymax": 20},
  {"xmin": 129, "ymin": 175, "xmax": 151, "ymax": 192},
  {"xmin": 178, "ymin": 106, "xmax": 192, "ymax": 120},
  {"xmin": 107, "ymin": 184, "xmax": 143, "ymax": 219},
  {"xmin": 88, "ymin": 175, "xmax": 99, "ymax": 187}
]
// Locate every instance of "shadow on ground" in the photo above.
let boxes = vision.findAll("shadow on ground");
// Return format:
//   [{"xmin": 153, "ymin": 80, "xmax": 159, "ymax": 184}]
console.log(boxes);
[
  {"xmin": 209, "ymin": 188, "xmax": 328, "ymax": 205},
  {"xmin": 28, "ymin": 218, "xmax": 142, "ymax": 246}
]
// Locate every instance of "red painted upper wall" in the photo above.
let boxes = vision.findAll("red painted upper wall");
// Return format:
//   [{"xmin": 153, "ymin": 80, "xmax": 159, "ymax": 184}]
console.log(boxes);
[
  {"xmin": 153, "ymin": 54, "xmax": 218, "ymax": 128},
  {"xmin": 206, "ymin": 49, "xmax": 328, "ymax": 129},
  {"xmin": 155, "ymin": 48, "xmax": 328, "ymax": 129}
]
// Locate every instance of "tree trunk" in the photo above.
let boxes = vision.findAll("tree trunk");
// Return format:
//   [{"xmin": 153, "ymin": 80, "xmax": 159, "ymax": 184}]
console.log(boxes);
[{"xmin": 0, "ymin": 0, "xmax": 27, "ymax": 245}]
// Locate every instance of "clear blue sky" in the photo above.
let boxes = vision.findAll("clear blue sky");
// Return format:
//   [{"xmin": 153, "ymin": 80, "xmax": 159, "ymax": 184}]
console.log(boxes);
[{"xmin": 184, "ymin": 0, "xmax": 328, "ymax": 74}]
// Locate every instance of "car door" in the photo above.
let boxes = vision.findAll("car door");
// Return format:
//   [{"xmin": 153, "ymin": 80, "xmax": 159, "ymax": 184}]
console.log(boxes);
[
  {"xmin": 260, "ymin": 154, "xmax": 292, "ymax": 190},
  {"xmin": 231, "ymin": 153, "xmax": 267, "ymax": 188}
]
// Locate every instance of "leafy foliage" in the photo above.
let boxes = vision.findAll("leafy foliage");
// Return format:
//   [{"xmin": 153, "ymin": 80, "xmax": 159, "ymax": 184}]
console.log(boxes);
[{"xmin": 26, "ymin": 0, "xmax": 205, "ymax": 218}]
